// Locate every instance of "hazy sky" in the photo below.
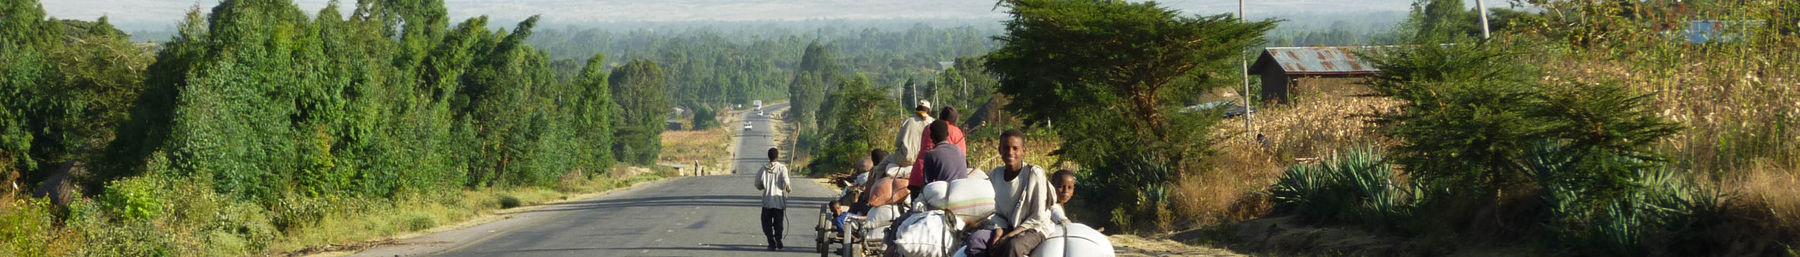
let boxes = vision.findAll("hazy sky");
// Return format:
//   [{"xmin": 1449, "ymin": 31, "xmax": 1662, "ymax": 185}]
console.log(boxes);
[{"xmin": 44, "ymin": 0, "xmax": 1424, "ymax": 31}]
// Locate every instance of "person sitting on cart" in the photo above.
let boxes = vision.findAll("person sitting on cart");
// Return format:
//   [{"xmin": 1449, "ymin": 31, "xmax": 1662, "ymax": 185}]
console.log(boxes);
[
  {"xmin": 1051, "ymin": 169, "xmax": 1077, "ymax": 225},
  {"xmin": 835, "ymin": 149, "xmax": 911, "ymax": 230},
  {"xmin": 967, "ymin": 130, "xmax": 1058, "ymax": 257}
]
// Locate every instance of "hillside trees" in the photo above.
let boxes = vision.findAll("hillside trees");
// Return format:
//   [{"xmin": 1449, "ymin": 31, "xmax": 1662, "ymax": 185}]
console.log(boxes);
[
  {"xmin": 986, "ymin": 0, "xmax": 1276, "ymax": 231},
  {"xmin": 808, "ymin": 75, "xmax": 895, "ymax": 175},
  {"xmin": 0, "ymin": 0, "xmax": 63, "ymax": 188},
  {"xmin": 1408, "ymin": 0, "xmax": 1482, "ymax": 39},
  {"xmin": 610, "ymin": 59, "xmax": 670, "ymax": 165},
  {"xmin": 4, "ymin": 0, "xmax": 160, "ymax": 194},
  {"xmin": 74, "ymin": 0, "xmax": 630, "ymax": 204},
  {"xmin": 787, "ymin": 41, "xmax": 842, "ymax": 130},
  {"xmin": 931, "ymin": 57, "xmax": 998, "ymax": 124}
]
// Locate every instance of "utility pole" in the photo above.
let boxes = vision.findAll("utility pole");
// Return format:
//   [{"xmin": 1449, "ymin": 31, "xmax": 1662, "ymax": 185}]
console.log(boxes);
[
  {"xmin": 1239, "ymin": 0, "xmax": 1256, "ymax": 142},
  {"xmin": 1477, "ymin": 0, "xmax": 1491, "ymax": 39}
]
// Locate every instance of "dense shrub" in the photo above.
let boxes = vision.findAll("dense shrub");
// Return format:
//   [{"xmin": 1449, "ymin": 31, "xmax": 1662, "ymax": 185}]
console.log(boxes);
[
  {"xmin": 1526, "ymin": 143, "xmax": 1725, "ymax": 256},
  {"xmin": 99, "ymin": 177, "xmax": 164, "ymax": 221},
  {"xmin": 1, "ymin": 199, "xmax": 65, "ymax": 257},
  {"xmin": 1270, "ymin": 147, "xmax": 1415, "ymax": 231}
]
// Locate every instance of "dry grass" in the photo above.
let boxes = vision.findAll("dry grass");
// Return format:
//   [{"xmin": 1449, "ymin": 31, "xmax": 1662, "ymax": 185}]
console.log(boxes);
[
  {"xmin": 964, "ymin": 137, "xmax": 1068, "ymax": 173},
  {"xmin": 1168, "ymin": 79, "xmax": 1401, "ymax": 227},
  {"xmin": 1727, "ymin": 161, "xmax": 1800, "ymax": 238},
  {"xmin": 1531, "ymin": 38, "xmax": 1800, "ymax": 245},
  {"xmin": 659, "ymin": 127, "xmax": 732, "ymax": 175}
]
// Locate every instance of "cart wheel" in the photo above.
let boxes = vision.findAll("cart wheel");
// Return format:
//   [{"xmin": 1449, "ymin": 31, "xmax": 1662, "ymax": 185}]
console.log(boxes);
[
  {"xmin": 816, "ymin": 212, "xmax": 831, "ymax": 255},
  {"xmin": 842, "ymin": 239, "xmax": 858, "ymax": 257}
]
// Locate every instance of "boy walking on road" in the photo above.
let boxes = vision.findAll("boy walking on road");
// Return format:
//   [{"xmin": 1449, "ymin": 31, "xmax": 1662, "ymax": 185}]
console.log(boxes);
[{"xmin": 754, "ymin": 148, "xmax": 791, "ymax": 251}]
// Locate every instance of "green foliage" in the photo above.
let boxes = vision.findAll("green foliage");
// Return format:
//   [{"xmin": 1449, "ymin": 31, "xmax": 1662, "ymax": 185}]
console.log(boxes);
[
  {"xmin": 1270, "ymin": 147, "xmax": 1416, "ymax": 230},
  {"xmin": 1076, "ymin": 151, "xmax": 1176, "ymax": 231},
  {"xmin": 932, "ymin": 57, "xmax": 1000, "ymax": 120},
  {"xmin": 806, "ymin": 75, "xmax": 894, "ymax": 176},
  {"xmin": 787, "ymin": 42, "xmax": 839, "ymax": 130},
  {"xmin": 100, "ymin": 177, "xmax": 165, "ymax": 221},
  {"xmin": 691, "ymin": 105, "xmax": 721, "ymax": 130},
  {"xmin": 400, "ymin": 211, "xmax": 437, "ymax": 231},
  {"xmin": 498, "ymin": 195, "xmax": 522, "ymax": 209},
  {"xmin": 1528, "ymin": 143, "xmax": 1725, "ymax": 256},
  {"xmin": 986, "ymin": 0, "xmax": 1274, "ymax": 232},
  {"xmin": 1, "ymin": 0, "xmax": 158, "ymax": 188},
  {"xmin": 1406, "ymin": 0, "xmax": 1483, "ymax": 40},
  {"xmin": 1361, "ymin": 40, "xmax": 1544, "ymax": 193},
  {"xmin": 1363, "ymin": 39, "xmax": 1680, "ymax": 199},
  {"xmin": 573, "ymin": 54, "xmax": 618, "ymax": 174},
  {"xmin": 1359, "ymin": 25, "xmax": 1690, "ymax": 254},
  {"xmin": 0, "ymin": 198, "xmax": 61, "ymax": 257},
  {"xmin": 610, "ymin": 59, "xmax": 670, "ymax": 165}
]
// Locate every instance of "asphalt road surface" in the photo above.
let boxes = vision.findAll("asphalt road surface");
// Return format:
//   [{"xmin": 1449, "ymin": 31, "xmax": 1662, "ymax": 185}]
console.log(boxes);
[{"xmin": 363, "ymin": 103, "xmax": 841, "ymax": 257}]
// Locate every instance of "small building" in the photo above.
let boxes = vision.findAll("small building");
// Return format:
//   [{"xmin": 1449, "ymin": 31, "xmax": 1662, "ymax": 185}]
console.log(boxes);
[
  {"xmin": 1249, "ymin": 46, "xmax": 1381, "ymax": 104},
  {"xmin": 666, "ymin": 120, "xmax": 684, "ymax": 130}
]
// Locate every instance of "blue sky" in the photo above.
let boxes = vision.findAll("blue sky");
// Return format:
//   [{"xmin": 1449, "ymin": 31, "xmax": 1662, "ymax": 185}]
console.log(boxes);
[{"xmin": 44, "ymin": 0, "xmax": 1427, "ymax": 31}]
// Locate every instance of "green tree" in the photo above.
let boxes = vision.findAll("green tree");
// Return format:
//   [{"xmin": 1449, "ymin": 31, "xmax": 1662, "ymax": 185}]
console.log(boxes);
[
  {"xmin": 610, "ymin": 59, "xmax": 670, "ymax": 165},
  {"xmin": 1361, "ymin": 38, "xmax": 1682, "ymax": 238},
  {"xmin": 987, "ymin": 0, "xmax": 1274, "ymax": 168},
  {"xmin": 787, "ymin": 41, "xmax": 840, "ymax": 129},
  {"xmin": 809, "ymin": 75, "xmax": 894, "ymax": 176},
  {"xmin": 1408, "ymin": 0, "xmax": 1481, "ymax": 40},
  {"xmin": 985, "ymin": 0, "xmax": 1276, "ymax": 231},
  {"xmin": 0, "ymin": 0, "xmax": 63, "ymax": 186},
  {"xmin": 573, "ymin": 54, "xmax": 618, "ymax": 174}
]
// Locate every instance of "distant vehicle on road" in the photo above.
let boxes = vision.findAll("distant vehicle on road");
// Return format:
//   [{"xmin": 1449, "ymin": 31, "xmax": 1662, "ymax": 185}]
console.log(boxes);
[
  {"xmin": 744, "ymin": 124, "xmax": 754, "ymax": 131},
  {"xmin": 754, "ymin": 100, "xmax": 763, "ymax": 111}
]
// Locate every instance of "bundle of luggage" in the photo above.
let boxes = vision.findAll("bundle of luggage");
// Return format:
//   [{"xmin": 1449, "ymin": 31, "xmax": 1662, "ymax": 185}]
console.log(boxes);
[{"xmin": 886, "ymin": 179, "xmax": 1114, "ymax": 257}]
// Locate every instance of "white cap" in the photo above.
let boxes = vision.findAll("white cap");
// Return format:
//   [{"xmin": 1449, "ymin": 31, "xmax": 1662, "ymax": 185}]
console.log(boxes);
[{"xmin": 919, "ymin": 99, "xmax": 932, "ymax": 110}]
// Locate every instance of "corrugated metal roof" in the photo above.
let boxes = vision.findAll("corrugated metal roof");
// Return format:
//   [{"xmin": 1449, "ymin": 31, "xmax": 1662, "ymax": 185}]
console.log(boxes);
[{"xmin": 1252, "ymin": 46, "xmax": 1379, "ymax": 76}]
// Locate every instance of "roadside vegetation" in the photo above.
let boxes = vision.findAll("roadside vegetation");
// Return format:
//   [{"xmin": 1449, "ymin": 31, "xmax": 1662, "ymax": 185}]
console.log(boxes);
[
  {"xmin": 1170, "ymin": 1, "xmax": 1799, "ymax": 256},
  {"xmin": 0, "ymin": 0, "xmax": 683, "ymax": 255}
]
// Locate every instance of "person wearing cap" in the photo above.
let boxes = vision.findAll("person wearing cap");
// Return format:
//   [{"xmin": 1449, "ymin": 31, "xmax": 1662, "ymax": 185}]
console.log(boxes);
[{"xmin": 890, "ymin": 100, "xmax": 935, "ymax": 197}]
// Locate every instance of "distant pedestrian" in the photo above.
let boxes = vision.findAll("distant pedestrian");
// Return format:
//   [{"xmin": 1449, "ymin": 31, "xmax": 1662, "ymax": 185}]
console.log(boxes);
[{"xmin": 754, "ymin": 148, "xmax": 791, "ymax": 251}]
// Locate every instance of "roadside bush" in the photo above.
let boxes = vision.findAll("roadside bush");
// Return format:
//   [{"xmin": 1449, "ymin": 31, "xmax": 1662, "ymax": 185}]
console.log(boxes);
[
  {"xmin": 1, "ymin": 198, "xmax": 70, "ymax": 257},
  {"xmin": 498, "ymin": 195, "xmax": 523, "ymax": 209},
  {"xmin": 100, "ymin": 176, "xmax": 165, "ymax": 221},
  {"xmin": 1363, "ymin": 34, "xmax": 1686, "ymax": 254},
  {"xmin": 270, "ymin": 196, "xmax": 328, "ymax": 234},
  {"xmin": 400, "ymin": 211, "xmax": 438, "ymax": 231},
  {"xmin": 1527, "ymin": 143, "xmax": 1726, "ymax": 257},
  {"xmin": 691, "ymin": 105, "xmax": 720, "ymax": 130},
  {"xmin": 1270, "ymin": 147, "xmax": 1415, "ymax": 231}
]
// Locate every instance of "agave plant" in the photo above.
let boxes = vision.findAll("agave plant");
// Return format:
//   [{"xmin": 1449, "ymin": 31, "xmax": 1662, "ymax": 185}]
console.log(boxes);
[{"xmin": 1270, "ymin": 147, "xmax": 1415, "ymax": 229}]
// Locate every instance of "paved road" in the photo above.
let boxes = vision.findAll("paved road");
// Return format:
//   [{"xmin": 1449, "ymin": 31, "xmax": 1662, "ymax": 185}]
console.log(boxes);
[{"xmin": 359, "ymin": 103, "xmax": 840, "ymax": 257}]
